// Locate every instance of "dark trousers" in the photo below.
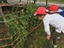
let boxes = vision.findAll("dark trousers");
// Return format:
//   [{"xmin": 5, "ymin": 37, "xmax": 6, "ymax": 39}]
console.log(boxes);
[{"xmin": 46, "ymin": 31, "xmax": 61, "ymax": 48}]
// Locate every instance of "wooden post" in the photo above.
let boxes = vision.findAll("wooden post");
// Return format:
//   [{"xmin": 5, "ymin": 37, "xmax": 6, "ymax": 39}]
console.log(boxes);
[
  {"xmin": 46, "ymin": 0, "xmax": 48, "ymax": 8},
  {"xmin": 0, "ymin": 5, "xmax": 14, "ymax": 48},
  {"xmin": 33, "ymin": 0, "xmax": 37, "ymax": 4}
]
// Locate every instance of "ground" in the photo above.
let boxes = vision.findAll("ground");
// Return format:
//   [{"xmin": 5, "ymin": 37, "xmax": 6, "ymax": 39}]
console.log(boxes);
[
  {"xmin": 57, "ymin": 35, "xmax": 64, "ymax": 48},
  {"xmin": 27, "ymin": 23, "xmax": 64, "ymax": 48}
]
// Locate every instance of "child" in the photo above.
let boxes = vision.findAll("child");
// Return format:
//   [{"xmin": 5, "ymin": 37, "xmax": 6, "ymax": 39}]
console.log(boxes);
[
  {"xmin": 48, "ymin": 4, "xmax": 64, "ymax": 40},
  {"xmin": 34, "ymin": 6, "xmax": 64, "ymax": 48},
  {"xmin": 46, "ymin": 4, "xmax": 64, "ymax": 17},
  {"xmin": 48, "ymin": 4, "xmax": 58, "ymax": 14}
]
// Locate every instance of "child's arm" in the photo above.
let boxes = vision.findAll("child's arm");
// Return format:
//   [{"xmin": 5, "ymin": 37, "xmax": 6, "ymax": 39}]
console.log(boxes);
[{"xmin": 43, "ymin": 20, "xmax": 51, "ymax": 40}]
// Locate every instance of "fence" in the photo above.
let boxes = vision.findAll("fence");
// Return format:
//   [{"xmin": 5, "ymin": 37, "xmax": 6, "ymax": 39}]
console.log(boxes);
[{"xmin": 0, "ymin": 2, "xmax": 41, "ymax": 48}]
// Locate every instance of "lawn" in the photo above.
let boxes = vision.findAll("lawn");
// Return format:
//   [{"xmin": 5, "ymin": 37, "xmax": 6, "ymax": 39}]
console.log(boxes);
[{"xmin": 48, "ymin": 0, "xmax": 64, "ymax": 3}]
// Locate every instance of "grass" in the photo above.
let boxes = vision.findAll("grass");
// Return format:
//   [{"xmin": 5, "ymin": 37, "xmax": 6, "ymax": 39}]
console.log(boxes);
[
  {"xmin": 27, "ymin": 23, "xmax": 47, "ymax": 48},
  {"xmin": 49, "ymin": 0, "xmax": 64, "ymax": 3},
  {"xmin": 36, "ymin": 0, "xmax": 64, "ymax": 4},
  {"xmin": 27, "ymin": 23, "xmax": 64, "ymax": 48}
]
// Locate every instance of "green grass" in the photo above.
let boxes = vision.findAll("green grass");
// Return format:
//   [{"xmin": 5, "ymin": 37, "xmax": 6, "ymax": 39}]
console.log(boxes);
[
  {"xmin": 27, "ymin": 23, "xmax": 64, "ymax": 48},
  {"xmin": 27, "ymin": 23, "xmax": 46, "ymax": 48},
  {"xmin": 49, "ymin": 0, "xmax": 64, "ymax": 3}
]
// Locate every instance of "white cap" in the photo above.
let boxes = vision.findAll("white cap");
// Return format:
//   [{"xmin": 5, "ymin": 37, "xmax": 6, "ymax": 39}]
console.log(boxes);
[
  {"xmin": 46, "ymin": 9, "xmax": 49, "ymax": 12},
  {"xmin": 58, "ymin": 9, "xmax": 63, "ymax": 12}
]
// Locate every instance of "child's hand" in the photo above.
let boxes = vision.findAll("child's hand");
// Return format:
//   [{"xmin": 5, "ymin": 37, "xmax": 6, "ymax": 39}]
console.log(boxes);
[{"xmin": 46, "ymin": 35, "xmax": 51, "ymax": 40}]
